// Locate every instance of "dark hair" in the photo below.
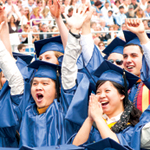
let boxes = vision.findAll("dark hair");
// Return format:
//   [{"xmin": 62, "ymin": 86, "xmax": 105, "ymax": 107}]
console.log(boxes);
[
  {"xmin": 96, "ymin": 80, "xmax": 142, "ymax": 126},
  {"xmin": 124, "ymin": 43, "xmax": 143, "ymax": 54},
  {"xmin": 115, "ymin": 0, "xmax": 121, "ymax": 5},
  {"xmin": 119, "ymin": 5, "xmax": 124, "ymax": 9},
  {"xmin": 17, "ymin": 44, "xmax": 26, "ymax": 51},
  {"xmin": 68, "ymin": 7, "xmax": 73, "ymax": 13},
  {"xmin": 94, "ymin": 1, "xmax": 102, "ymax": 6}
]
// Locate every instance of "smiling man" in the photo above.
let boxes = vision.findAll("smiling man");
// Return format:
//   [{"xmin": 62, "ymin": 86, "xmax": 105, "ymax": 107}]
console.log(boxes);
[{"xmin": 123, "ymin": 18, "xmax": 150, "ymax": 112}]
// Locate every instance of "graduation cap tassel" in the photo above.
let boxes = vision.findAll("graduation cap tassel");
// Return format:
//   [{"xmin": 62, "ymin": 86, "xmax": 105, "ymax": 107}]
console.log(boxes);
[
  {"xmin": 123, "ymin": 69, "xmax": 128, "ymax": 107},
  {"xmin": 56, "ymin": 67, "xmax": 60, "ymax": 102}
]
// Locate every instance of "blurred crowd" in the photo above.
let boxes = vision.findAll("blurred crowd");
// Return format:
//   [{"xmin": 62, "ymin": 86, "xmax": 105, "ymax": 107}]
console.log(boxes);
[{"xmin": 2, "ymin": 0, "xmax": 150, "ymax": 52}]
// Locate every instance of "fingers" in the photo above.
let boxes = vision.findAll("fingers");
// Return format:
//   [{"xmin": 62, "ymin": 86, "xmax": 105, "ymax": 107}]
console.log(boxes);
[
  {"xmin": 126, "ymin": 18, "xmax": 141, "ymax": 27},
  {"xmin": 49, "ymin": 0, "xmax": 52, "ymax": 6}
]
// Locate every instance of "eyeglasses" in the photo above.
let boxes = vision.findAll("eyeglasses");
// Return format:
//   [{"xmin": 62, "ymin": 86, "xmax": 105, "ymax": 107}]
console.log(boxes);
[{"xmin": 108, "ymin": 59, "xmax": 123, "ymax": 66}]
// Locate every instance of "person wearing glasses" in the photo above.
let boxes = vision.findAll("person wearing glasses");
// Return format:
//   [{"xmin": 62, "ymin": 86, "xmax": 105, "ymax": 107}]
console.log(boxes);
[{"xmin": 102, "ymin": 37, "xmax": 125, "ymax": 68}]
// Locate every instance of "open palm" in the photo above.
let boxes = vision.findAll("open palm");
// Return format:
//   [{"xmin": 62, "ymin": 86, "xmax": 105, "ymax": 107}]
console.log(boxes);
[
  {"xmin": 49, "ymin": 0, "xmax": 60, "ymax": 18},
  {"xmin": 63, "ymin": 5, "xmax": 88, "ymax": 30}
]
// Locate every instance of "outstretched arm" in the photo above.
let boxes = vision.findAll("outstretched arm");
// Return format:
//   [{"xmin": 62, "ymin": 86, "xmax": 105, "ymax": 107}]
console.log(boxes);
[
  {"xmin": 49, "ymin": 0, "xmax": 68, "ymax": 49},
  {"xmin": 80, "ymin": 3, "xmax": 94, "ymax": 66},
  {"xmin": 0, "ymin": 5, "xmax": 12, "ymax": 57},
  {"xmin": 61, "ymin": 5, "xmax": 88, "ymax": 90}
]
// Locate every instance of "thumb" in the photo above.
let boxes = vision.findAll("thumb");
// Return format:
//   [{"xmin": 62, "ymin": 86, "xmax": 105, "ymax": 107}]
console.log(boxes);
[{"xmin": 0, "ymin": 21, "xmax": 5, "ymax": 31}]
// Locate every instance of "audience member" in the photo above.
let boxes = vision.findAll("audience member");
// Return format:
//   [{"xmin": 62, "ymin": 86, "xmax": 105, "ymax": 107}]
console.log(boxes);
[
  {"xmin": 144, "ymin": 5, "xmax": 150, "ymax": 17},
  {"xmin": 104, "ymin": 9, "xmax": 114, "ymax": 27},
  {"xmin": 136, "ymin": 7, "xmax": 146, "ymax": 18},
  {"xmin": 125, "ymin": 4, "xmax": 136, "ymax": 18},
  {"xmin": 17, "ymin": 44, "xmax": 26, "ymax": 52},
  {"xmin": 94, "ymin": 0, "xmax": 103, "ymax": 17},
  {"xmin": 140, "ymin": 0, "xmax": 147, "ymax": 11},
  {"xmin": 114, "ymin": 5, "xmax": 126, "ymax": 26},
  {"xmin": 112, "ymin": 0, "xmax": 121, "ymax": 14},
  {"xmin": 8, "ymin": 13, "xmax": 20, "ymax": 33},
  {"xmin": 101, "ymin": 1, "xmax": 111, "ymax": 18},
  {"xmin": 130, "ymin": 0, "xmax": 140, "ymax": 13},
  {"xmin": 39, "ymin": 23, "xmax": 51, "ymax": 40},
  {"xmin": 30, "ymin": 7, "xmax": 42, "ymax": 26},
  {"xmin": 67, "ymin": 7, "xmax": 73, "ymax": 17}
]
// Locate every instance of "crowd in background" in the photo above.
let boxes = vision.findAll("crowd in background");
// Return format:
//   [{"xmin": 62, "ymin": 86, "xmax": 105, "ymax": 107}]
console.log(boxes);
[{"xmin": 2, "ymin": 0, "xmax": 150, "ymax": 53}]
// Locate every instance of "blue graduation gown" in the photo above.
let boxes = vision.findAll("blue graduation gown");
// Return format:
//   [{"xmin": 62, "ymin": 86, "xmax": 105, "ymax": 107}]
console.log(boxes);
[
  {"xmin": 130, "ymin": 105, "xmax": 150, "ymax": 150},
  {"xmin": 140, "ymin": 55, "xmax": 150, "ymax": 89},
  {"xmin": 0, "ymin": 58, "xmax": 34, "ymax": 147},
  {"xmin": 68, "ymin": 126, "xmax": 134, "ymax": 149},
  {"xmin": 65, "ymin": 46, "xmax": 104, "ymax": 126},
  {"xmin": 19, "ymin": 99, "xmax": 66, "ymax": 147},
  {"xmin": 78, "ymin": 45, "xmax": 104, "ymax": 81}
]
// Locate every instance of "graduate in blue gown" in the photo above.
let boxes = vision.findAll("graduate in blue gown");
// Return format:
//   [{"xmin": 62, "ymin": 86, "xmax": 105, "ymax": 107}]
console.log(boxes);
[
  {"xmin": 70, "ymin": 60, "xmax": 142, "ymax": 149},
  {"xmin": 19, "ymin": 60, "xmax": 80, "ymax": 147},
  {"xmin": 102, "ymin": 37, "xmax": 125, "ymax": 68},
  {"xmin": 123, "ymin": 19, "xmax": 150, "ymax": 112}
]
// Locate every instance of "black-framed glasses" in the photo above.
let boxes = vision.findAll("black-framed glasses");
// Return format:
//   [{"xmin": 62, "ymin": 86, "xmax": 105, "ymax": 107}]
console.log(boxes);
[{"xmin": 108, "ymin": 59, "xmax": 123, "ymax": 66}]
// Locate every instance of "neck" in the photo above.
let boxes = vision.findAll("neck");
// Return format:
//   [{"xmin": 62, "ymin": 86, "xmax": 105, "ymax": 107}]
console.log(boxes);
[{"xmin": 37, "ymin": 106, "xmax": 49, "ymax": 114}]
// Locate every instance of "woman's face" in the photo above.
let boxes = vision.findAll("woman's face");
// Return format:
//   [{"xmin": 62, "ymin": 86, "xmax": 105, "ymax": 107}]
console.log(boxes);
[
  {"xmin": 31, "ymin": 77, "xmax": 56, "ymax": 108},
  {"xmin": 0, "ymin": 72, "xmax": 6, "ymax": 88},
  {"xmin": 10, "ymin": 15, "xmax": 15, "ymax": 22},
  {"xmin": 96, "ymin": 81, "xmax": 124, "ymax": 118},
  {"xmin": 39, "ymin": 51, "xmax": 59, "ymax": 65},
  {"xmin": 24, "ymin": 8, "xmax": 29, "ymax": 15}
]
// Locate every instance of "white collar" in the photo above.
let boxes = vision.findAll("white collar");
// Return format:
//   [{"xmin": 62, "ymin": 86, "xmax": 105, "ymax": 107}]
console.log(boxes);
[{"xmin": 103, "ymin": 112, "xmax": 123, "ymax": 125}]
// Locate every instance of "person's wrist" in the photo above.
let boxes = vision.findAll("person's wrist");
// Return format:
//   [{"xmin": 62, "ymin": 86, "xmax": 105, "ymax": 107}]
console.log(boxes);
[
  {"xmin": 136, "ymin": 32, "xmax": 149, "ymax": 45},
  {"xmin": 70, "ymin": 28, "xmax": 80, "ymax": 35},
  {"xmin": 69, "ymin": 29, "xmax": 81, "ymax": 38}
]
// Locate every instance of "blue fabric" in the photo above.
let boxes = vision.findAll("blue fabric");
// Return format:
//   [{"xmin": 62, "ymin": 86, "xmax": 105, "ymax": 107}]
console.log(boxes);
[
  {"xmin": 34, "ymin": 36, "xmax": 64, "ymax": 58},
  {"xmin": 94, "ymin": 60, "xmax": 139, "ymax": 90},
  {"xmin": 28, "ymin": 60, "xmax": 61, "ymax": 81},
  {"xmin": 65, "ymin": 73, "xmax": 90, "ymax": 125},
  {"xmin": 140, "ymin": 55, "xmax": 150, "ymax": 89},
  {"xmin": 129, "ymin": 105, "xmax": 150, "ymax": 150},
  {"xmin": 84, "ymin": 138, "xmax": 131, "ymax": 150},
  {"xmin": 0, "ymin": 57, "xmax": 34, "ymax": 147},
  {"xmin": 103, "ymin": 37, "xmax": 125, "ymax": 56},
  {"xmin": 19, "ymin": 99, "xmax": 66, "ymax": 147}
]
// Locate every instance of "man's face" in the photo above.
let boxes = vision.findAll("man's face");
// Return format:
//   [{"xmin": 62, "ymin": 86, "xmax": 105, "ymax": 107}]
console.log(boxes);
[
  {"xmin": 42, "ymin": 25, "xmax": 48, "ymax": 32},
  {"xmin": 119, "ymin": 8, "xmax": 124, "ymax": 13},
  {"xmin": 19, "ymin": 46, "xmax": 26, "ymax": 52},
  {"xmin": 123, "ymin": 45, "xmax": 143, "ymax": 77},
  {"xmin": 105, "ymin": 2, "xmax": 109, "ymax": 8}
]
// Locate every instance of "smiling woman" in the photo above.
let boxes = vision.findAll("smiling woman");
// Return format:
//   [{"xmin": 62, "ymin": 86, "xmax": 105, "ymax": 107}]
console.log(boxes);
[{"xmin": 72, "ymin": 60, "xmax": 142, "ymax": 148}]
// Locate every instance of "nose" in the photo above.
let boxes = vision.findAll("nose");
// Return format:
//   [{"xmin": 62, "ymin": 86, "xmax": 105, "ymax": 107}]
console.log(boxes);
[
  {"xmin": 126, "ymin": 55, "xmax": 132, "ymax": 63},
  {"xmin": 99, "ymin": 91, "xmax": 106, "ymax": 99},
  {"xmin": 36, "ymin": 83, "xmax": 42, "ymax": 91}
]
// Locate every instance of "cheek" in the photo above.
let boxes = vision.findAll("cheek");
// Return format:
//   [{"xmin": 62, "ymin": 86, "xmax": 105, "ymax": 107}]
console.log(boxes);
[
  {"xmin": 31, "ymin": 87, "xmax": 35, "ymax": 97},
  {"xmin": 1, "ymin": 78, "xmax": 6, "ymax": 86}
]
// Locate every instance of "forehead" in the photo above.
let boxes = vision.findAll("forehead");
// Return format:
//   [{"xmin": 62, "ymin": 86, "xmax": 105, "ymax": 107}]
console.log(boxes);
[
  {"xmin": 39, "ymin": 50, "xmax": 55, "ymax": 57},
  {"xmin": 33, "ymin": 77, "xmax": 51, "ymax": 82},
  {"xmin": 123, "ymin": 45, "xmax": 142, "ymax": 54},
  {"xmin": 97, "ymin": 81, "xmax": 115, "ymax": 90},
  {"xmin": 108, "ymin": 53, "xmax": 123, "ymax": 60}
]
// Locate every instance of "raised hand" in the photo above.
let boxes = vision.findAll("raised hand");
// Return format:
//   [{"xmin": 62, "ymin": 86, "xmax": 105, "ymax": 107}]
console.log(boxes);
[
  {"xmin": 83, "ymin": 2, "xmax": 94, "ymax": 24},
  {"xmin": 125, "ymin": 18, "xmax": 145, "ymax": 34},
  {"xmin": 0, "ymin": 4, "xmax": 6, "ymax": 24},
  {"xmin": 125, "ymin": 18, "xmax": 150, "ymax": 44},
  {"xmin": 63, "ymin": 4, "xmax": 88, "ymax": 31},
  {"xmin": 88, "ymin": 93, "xmax": 103, "ymax": 122},
  {"xmin": 49, "ymin": 0, "xmax": 60, "ymax": 18}
]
